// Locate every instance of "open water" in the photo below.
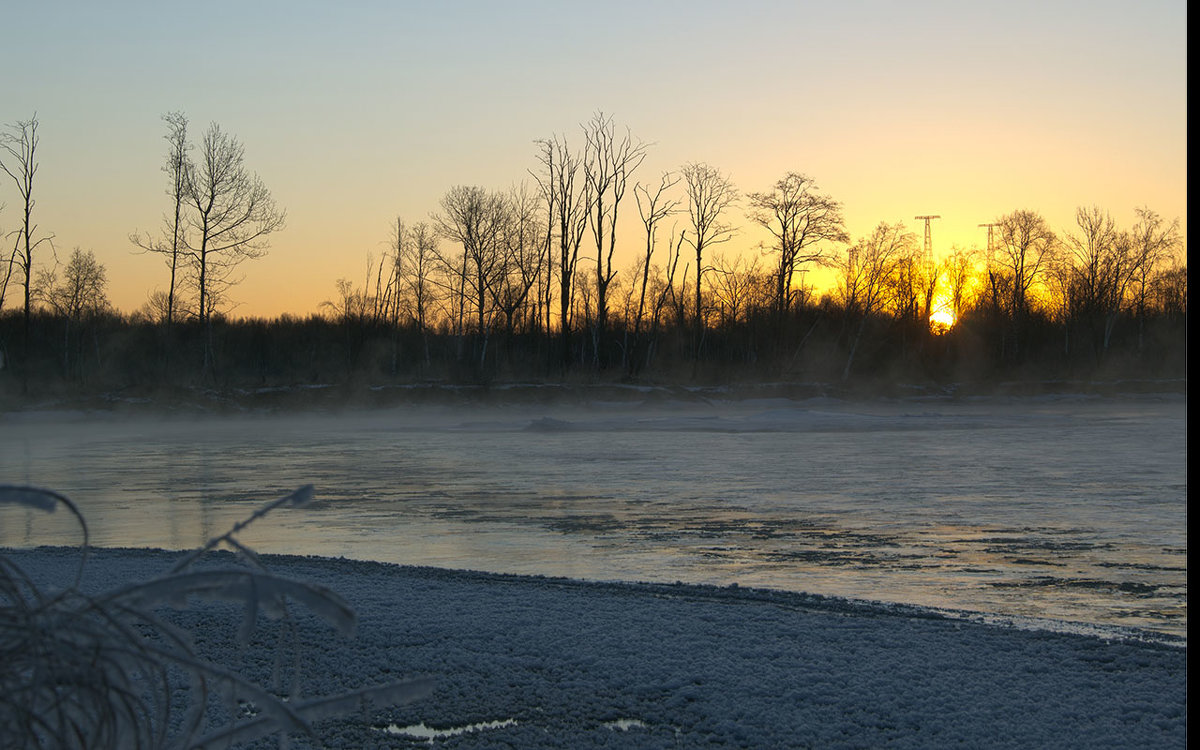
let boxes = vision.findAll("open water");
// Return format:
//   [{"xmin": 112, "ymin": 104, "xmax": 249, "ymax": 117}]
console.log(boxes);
[{"xmin": 0, "ymin": 392, "xmax": 1186, "ymax": 638}]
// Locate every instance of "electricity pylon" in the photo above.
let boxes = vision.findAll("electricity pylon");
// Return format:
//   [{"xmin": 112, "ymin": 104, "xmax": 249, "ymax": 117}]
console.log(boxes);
[
  {"xmin": 978, "ymin": 222, "xmax": 998, "ymax": 263},
  {"xmin": 914, "ymin": 215, "xmax": 940, "ymax": 260}
]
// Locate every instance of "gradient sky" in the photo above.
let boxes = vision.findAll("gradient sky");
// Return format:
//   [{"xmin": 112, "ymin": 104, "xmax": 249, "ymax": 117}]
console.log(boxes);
[{"xmin": 1, "ymin": 1, "xmax": 1186, "ymax": 318}]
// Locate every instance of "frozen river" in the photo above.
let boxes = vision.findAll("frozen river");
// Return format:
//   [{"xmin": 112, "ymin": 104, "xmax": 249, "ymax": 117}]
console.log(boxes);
[{"xmin": 0, "ymin": 392, "xmax": 1187, "ymax": 638}]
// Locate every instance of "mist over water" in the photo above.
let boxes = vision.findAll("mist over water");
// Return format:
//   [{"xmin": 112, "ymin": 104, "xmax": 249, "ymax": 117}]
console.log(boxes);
[{"xmin": 1, "ymin": 394, "xmax": 1186, "ymax": 637}]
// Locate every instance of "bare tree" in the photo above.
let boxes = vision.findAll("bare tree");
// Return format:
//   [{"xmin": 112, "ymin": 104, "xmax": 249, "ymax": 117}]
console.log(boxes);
[
  {"xmin": 0, "ymin": 199, "xmax": 10, "ymax": 312},
  {"xmin": 1062, "ymin": 205, "xmax": 1128, "ymax": 353},
  {"xmin": 533, "ymin": 135, "xmax": 590, "ymax": 368},
  {"xmin": 487, "ymin": 184, "xmax": 545, "ymax": 358},
  {"xmin": 710, "ymin": 252, "xmax": 766, "ymax": 327},
  {"xmin": 135, "ymin": 290, "xmax": 173, "ymax": 325},
  {"xmin": 889, "ymin": 250, "xmax": 941, "ymax": 335},
  {"xmin": 380, "ymin": 218, "xmax": 408, "ymax": 326},
  {"xmin": 0, "ymin": 227, "xmax": 16, "ymax": 316},
  {"xmin": 681, "ymin": 162, "xmax": 737, "ymax": 357},
  {"xmin": 835, "ymin": 222, "xmax": 917, "ymax": 380},
  {"xmin": 434, "ymin": 185, "xmax": 508, "ymax": 369},
  {"xmin": 746, "ymin": 172, "xmax": 847, "ymax": 321},
  {"xmin": 402, "ymin": 221, "xmax": 439, "ymax": 366},
  {"xmin": 1148, "ymin": 261, "xmax": 1186, "ymax": 319},
  {"xmin": 992, "ymin": 209, "xmax": 1057, "ymax": 356},
  {"xmin": 993, "ymin": 209, "xmax": 1057, "ymax": 319},
  {"xmin": 185, "ymin": 123, "xmax": 285, "ymax": 369},
  {"xmin": 662, "ymin": 227, "xmax": 689, "ymax": 333},
  {"xmin": 39, "ymin": 247, "xmax": 109, "ymax": 321},
  {"xmin": 633, "ymin": 226, "xmax": 688, "ymax": 373},
  {"xmin": 1, "ymin": 115, "xmax": 54, "ymax": 373},
  {"xmin": 34, "ymin": 247, "xmax": 109, "ymax": 380},
  {"xmin": 1126, "ymin": 207, "xmax": 1182, "ymax": 350},
  {"xmin": 941, "ymin": 246, "xmax": 978, "ymax": 323},
  {"xmin": 632, "ymin": 172, "xmax": 681, "ymax": 340},
  {"xmin": 888, "ymin": 253, "xmax": 921, "ymax": 325},
  {"xmin": 582, "ymin": 113, "xmax": 646, "ymax": 367},
  {"xmin": 320, "ymin": 278, "xmax": 371, "ymax": 325},
  {"xmin": 131, "ymin": 112, "xmax": 191, "ymax": 328}
]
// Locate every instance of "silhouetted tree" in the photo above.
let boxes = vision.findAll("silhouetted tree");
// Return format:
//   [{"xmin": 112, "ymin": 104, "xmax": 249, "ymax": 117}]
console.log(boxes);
[
  {"xmin": 135, "ymin": 290, "xmax": 173, "ymax": 325},
  {"xmin": 185, "ymin": 123, "xmax": 285, "ymax": 371},
  {"xmin": 1126, "ymin": 207, "xmax": 1182, "ymax": 350},
  {"xmin": 39, "ymin": 248, "xmax": 109, "ymax": 321},
  {"xmin": 1149, "ymin": 262, "xmax": 1186, "ymax": 319},
  {"xmin": 941, "ymin": 246, "xmax": 978, "ymax": 323},
  {"xmin": 131, "ymin": 112, "xmax": 191, "ymax": 328},
  {"xmin": 836, "ymin": 222, "xmax": 916, "ymax": 379},
  {"xmin": 0, "ymin": 232, "xmax": 14, "ymax": 316},
  {"xmin": 488, "ymin": 184, "xmax": 544, "ymax": 356},
  {"xmin": 321, "ymin": 278, "xmax": 371, "ymax": 325},
  {"xmin": 992, "ymin": 209, "xmax": 1057, "ymax": 357},
  {"xmin": 34, "ymin": 248, "xmax": 109, "ymax": 380},
  {"xmin": 434, "ymin": 185, "xmax": 509, "ymax": 370},
  {"xmin": 628, "ymin": 170, "xmax": 681, "ymax": 372},
  {"xmin": 533, "ymin": 135, "xmax": 590, "ymax": 368},
  {"xmin": 710, "ymin": 252, "xmax": 766, "ymax": 328},
  {"xmin": 746, "ymin": 173, "xmax": 847, "ymax": 323},
  {"xmin": 583, "ymin": 113, "xmax": 646, "ymax": 368},
  {"xmin": 1060, "ymin": 206, "xmax": 1127, "ymax": 355},
  {"xmin": 403, "ymin": 219, "xmax": 441, "ymax": 364},
  {"xmin": 1, "ymin": 115, "xmax": 54, "ymax": 379},
  {"xmin": 681, "ymin": 162, "xmax": 737, "ymax": 358}
]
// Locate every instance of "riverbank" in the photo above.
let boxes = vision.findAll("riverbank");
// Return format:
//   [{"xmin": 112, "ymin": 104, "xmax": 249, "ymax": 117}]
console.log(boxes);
[
  {"xmin": 0, "ymin": 376, "xmax": 1187, "ymax": 417},
  {"xmin": 4, "ymin": 546, "xmax": 1186, "ymax": 748}
]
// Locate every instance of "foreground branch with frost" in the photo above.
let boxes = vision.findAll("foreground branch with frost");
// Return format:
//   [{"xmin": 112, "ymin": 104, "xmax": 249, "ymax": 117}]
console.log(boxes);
[{"xmin": 0, "ymin": 484, "xmax": 432, "ymax": 750}]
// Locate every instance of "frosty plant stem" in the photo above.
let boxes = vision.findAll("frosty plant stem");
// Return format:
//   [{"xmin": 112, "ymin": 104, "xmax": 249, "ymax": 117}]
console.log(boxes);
[
  {"xmin": 0, "ymin": 486, "xmax": 89, "ymax": 591},
  {"xmin": 0, "ymin": 484, "xmax": 433, "ymax": 750},
  {"xmin": 168, "ymin": 483, "xmax": 314, "ymax": 574}
]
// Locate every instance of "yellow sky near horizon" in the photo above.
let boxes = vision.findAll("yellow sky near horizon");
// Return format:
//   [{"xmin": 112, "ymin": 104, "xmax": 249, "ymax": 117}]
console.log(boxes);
[{"xmin": 0, "ymin": 1, "xmax": 1186, "ymax": 319}]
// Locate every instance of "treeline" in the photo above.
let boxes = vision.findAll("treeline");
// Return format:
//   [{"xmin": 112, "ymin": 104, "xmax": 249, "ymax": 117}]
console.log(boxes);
[
  {"xmin": 0, "ymin": 112, "xmax": 1187, "ymax": 400},
  {"xmin": 0, "ymin": 257, "xmax": 1185, "ymax": 399}
]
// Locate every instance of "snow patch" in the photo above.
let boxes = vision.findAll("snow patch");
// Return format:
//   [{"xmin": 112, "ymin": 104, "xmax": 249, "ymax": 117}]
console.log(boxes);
[
  {"xmin": 378, "ymin": 718, "xmax": 518, "ymax": 740},
  {"xmin": 603, "ymin": 718, "xmax": 649, "ymax": 731}
]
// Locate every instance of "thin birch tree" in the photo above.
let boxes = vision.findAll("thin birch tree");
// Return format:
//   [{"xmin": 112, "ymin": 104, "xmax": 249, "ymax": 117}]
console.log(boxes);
[
  {"xmin": 131, "ymin": 112, "xmax": 191, "ymax": 328},
  {"xmin": 582, "ymin": 113, "xmax": 646, "ymax": 368},
  {"xmin": 185, "ymin": 123, "xmax": 285, "ymax": 371},
  {"xmin": 680, "ymin": 162, "xmax": 737, "ymax": 359},
  {"xmin": 1, "ymin": 115, "xmax": 54, "ymax": 384}
]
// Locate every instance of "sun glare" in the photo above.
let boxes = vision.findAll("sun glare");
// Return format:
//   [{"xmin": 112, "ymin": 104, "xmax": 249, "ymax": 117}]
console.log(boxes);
[{"xmin": 929, "ymin": 309, "xmax": 955, "ymax": 335}]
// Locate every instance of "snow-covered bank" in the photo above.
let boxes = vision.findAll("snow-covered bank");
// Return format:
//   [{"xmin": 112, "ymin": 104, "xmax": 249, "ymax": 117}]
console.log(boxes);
[{"xmin": 7, "ymin": 546, "xmax": 1186, "ymax": 749}]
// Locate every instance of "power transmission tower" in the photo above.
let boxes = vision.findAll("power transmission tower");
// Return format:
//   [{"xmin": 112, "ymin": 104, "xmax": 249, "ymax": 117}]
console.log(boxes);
[
  {"xmin": 978, "ymin": 222, "xmax": 998, "ymax": 263},
  {"xmin": 914, "ymin": 215, "xmax": 940, "ymax": 260}
]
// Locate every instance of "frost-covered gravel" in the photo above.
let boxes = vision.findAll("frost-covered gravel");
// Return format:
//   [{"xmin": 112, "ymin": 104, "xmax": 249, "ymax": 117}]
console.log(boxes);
[{"xmin": 7, "ymin": 546, "xmax": 1187, "ymax": 749}]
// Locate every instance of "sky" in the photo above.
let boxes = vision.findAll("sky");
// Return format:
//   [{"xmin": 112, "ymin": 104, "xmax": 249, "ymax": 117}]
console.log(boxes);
[{"xmin": 0, "ymin": 0, "xmax": 1186, "ymax": 318}]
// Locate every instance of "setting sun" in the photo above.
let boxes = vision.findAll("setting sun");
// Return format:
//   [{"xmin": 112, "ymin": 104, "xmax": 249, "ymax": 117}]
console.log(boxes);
[{"xmin": 929, "ymin": 309, "xmax": 956, "ymax": 334}]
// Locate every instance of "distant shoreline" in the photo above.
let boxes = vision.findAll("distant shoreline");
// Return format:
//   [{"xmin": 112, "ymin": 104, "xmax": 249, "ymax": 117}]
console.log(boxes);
[{"xmin": 1, "ymin": 376, "xmax": 1187, "ymax": 417}]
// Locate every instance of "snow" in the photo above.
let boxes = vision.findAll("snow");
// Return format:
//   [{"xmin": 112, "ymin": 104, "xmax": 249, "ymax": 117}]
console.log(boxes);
[
  {"xmin": 379, "ymin": 718, "xmax": 519, "ymax": 740},
  {"xmin": 5, "ymin": 546, "xmax": 1186, "ymax": 749}
]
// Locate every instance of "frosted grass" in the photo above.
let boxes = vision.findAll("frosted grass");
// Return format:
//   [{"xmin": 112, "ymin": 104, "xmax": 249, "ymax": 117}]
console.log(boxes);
[{"xmin": 6, "ymin": 546, "xmax": 1185, "ymax": 749}]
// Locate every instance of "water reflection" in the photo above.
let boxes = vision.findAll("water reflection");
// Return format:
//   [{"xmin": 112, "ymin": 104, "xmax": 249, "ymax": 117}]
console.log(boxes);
[{"xmin": 0, "ymin": 396, "xmax": 1186, "ymax": 637}]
